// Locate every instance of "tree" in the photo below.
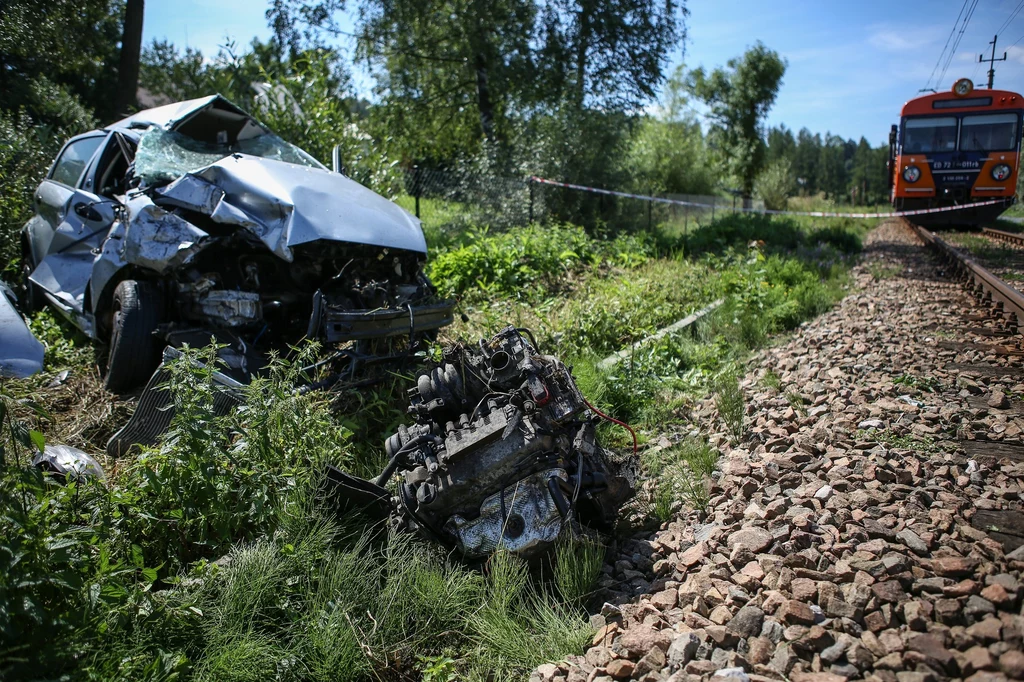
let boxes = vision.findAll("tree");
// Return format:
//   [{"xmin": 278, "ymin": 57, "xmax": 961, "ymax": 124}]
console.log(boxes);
[
  {"xmin": 355, "ymin": 0, "xmax": 536, "ymax": 159},
  {"xmin": 686, "ymin": 42, "xmax": 786, "ymax": 205},
  {"xmin": 766, "ymin": 124, "xmax": 795, "ymax": 164},
  {"xmin": 536, "ymin": 0, "xmax": 685, "ymax": 110},
  {"xmin": 113, "ymin": 0, "xmax": 144, "ymax": 116},
  {"xmin": 755, "ymin": 157, "xmax": 795, "ymax": 210},
  {"xmin": 266, "ymin": 0, "xmax": 346, "ymax": 56},
  {"xmin": 350, "ymin": 0, "xmax": 684, "ymax": 165},
  {"xmin": 0, "ymin": 0, "xmax": 124, "ymax": 122},
  {"xmin": 793, "ymin": 128, "xmax": 821, "ymax": 194},
  {"xmin": 817, "ymin": 133, "xmax": 848, "ymax": 200}
]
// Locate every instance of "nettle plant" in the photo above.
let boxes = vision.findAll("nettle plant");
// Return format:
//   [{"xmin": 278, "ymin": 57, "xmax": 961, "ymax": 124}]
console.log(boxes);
[
  {"xmin": 113, "ymin": 344, "xmax": 351, "ymax": 576},
  {"xmin": 0, "ymin": 393, "xmax": 138, "ymax": 679}
]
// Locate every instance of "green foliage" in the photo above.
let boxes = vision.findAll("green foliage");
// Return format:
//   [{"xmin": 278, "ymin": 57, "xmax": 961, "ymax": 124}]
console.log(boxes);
[
  {"xmin": 0, "ymin": 392, "xmax": 134, "ymax": 680},
  {"xmin": 760, "ymin": 370, "xmax": 781, "ymax": 391},
  {"xmin": 88, "ymin": 514, "xmax": 591, "ymax": 682},
  {"xmin": 428, "ymin": 223, "xmax": 657, "ymax": 300},
  {"xmin": 623, "ymin": 116, "xmax": 717, "ymax": 196},
  {"xmin": 645, "ymin": 438, "xmax": 718, "ymax": 518},
  {"xmin": 1, "ymin": 341, "xmax": 356, "ymax": 679},
  {"xmin": 353, "ymin": 0, "xmax": 683, "ymax": 162},
  {"xmin": 713, "ymin": 372, "xmax": 744, "ymax": 441},
  {"xmin": 467, "ymin": 550, "xmax": 592, "ymax": 680},
  {"xmin": 687, "ymin": 43, "xmax": 787, "ymax": 197},
  {"xmin": 112, "ymin": 345, "xmax": 350, "ymax": 576},
  {"xmin": 755, "ymin": 157, "xmax": 796, "ymax": 210},
  {"xmin": 0, "ymin": 0, "xmax": 123, "ymax": 122},
  {"xmin": 682, "ymin": 213, "xmax": 864, "ymax": 258},
  {"xmin": 553, "ymin": 533, "xmax": 605, "ymax": 606}
]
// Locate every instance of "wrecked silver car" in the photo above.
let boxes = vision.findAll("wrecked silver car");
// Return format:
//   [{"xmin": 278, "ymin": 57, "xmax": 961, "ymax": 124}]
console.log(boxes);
[
  {"xmin": 20, "ymin": 95, "xmax": 453, "ymax": 390},
  {"xmin": 363, "ymin": 327, "xmax": 637, "ymax": 559}
]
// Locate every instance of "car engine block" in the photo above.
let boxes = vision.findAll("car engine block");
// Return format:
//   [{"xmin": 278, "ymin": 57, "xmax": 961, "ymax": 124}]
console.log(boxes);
[{"xmin": 380, "ymin": 326, "xmax": 636, "ymax": 559}]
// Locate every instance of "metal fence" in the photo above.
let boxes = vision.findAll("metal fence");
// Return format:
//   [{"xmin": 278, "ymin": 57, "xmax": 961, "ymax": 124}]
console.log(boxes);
[{"xmin": 393, "ymin": 168, "xmax": 763, "ymax": 233}]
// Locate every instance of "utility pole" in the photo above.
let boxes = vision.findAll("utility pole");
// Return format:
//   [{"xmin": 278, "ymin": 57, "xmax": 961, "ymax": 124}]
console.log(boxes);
[{"xmin": 979, "ymin": 35, "xmax": 1007, "ymax": 89}]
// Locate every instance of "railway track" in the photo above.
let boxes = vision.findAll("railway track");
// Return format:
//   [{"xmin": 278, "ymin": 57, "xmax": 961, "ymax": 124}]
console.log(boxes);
[
  {"xmin": 982, "ymin": 225, "xmax": 1024, "ymax": 247},
  {"xmin": 907, "ymin": 219, "xmax": 1024, "ymax": 337}
]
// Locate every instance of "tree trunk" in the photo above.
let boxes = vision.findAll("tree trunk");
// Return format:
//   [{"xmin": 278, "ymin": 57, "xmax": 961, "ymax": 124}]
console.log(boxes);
[
  {"xmin": 574, "ymin": 3, "xmax": 590, "ymax": 108},
  {"xmin": 470, "ymin": 6, "xmax": 495, "ymax": 144},
  {"xmin": 474, "ymin": 49, "xmax": 495, "ymax": 143},
  {"xmin": 114, "ymin": 0, "xmax": 145, "ymax": 116}
]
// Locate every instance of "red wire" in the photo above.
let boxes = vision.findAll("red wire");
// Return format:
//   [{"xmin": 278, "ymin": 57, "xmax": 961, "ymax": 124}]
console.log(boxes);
[{"xmin": 583, "ymin": 397, "xmax": 638, "ymax": 455}]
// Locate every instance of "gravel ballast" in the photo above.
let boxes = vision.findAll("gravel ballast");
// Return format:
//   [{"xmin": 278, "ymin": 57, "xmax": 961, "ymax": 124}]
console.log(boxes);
[{"xmin": 533, "ymin": 220, "xmax": 1024, "ymax": 682}]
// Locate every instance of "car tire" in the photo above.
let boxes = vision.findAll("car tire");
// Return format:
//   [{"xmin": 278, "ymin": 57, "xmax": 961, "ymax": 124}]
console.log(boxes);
[
  {"xmin": 103, "ymin": 280, "xmax": 163, "ymax": 393},
  {"xmin": 19, "ymin": 245, "xmax": 45, "ymax": 314}
]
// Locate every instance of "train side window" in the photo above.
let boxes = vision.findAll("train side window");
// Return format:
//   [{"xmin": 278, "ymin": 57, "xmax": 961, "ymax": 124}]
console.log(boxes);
[
  {"xmin": 960, "ymin": 113, "xmax": 1019, "ymax": 152},
  {"xmin": 903, "ymin": 117, "xmax": 958, "ymax": 153}
]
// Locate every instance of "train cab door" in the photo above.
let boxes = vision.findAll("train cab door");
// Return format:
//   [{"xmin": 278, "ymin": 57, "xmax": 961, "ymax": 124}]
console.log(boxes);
[{"xmin": 887, "ymin": 124, "xmax": 897, "ymax": 190}]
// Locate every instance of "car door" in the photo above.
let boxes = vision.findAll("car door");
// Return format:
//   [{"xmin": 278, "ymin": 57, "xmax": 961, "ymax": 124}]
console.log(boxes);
[{"xmin": 27, "ymin": 133, "xmax": 115, "ymax": 326}]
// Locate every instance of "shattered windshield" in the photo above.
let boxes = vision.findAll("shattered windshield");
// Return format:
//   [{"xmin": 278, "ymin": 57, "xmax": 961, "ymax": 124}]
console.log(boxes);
[{"xmin": 134, "ymin": 127, "xmax": 326, "ymax": 184}]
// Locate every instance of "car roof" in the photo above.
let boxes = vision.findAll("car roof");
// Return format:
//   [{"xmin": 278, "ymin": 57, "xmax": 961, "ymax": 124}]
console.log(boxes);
[
  {"xmin": 105, "ymin": 95, "xmax": 264, "ymax": 136},
  {"xmin": 106, "ymin": 95, "xmax": 223, "ymax": 132}
]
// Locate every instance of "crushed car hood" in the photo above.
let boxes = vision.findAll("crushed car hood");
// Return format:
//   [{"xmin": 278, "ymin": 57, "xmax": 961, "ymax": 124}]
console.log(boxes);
[{"xmin": 137, "ymin": 154, "xmax": 427, "ymax": 263}]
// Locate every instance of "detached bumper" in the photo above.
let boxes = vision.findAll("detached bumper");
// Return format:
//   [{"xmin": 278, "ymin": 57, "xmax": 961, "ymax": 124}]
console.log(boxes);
[{"xmin": 310, "ymin": 293, "xmax": 456, "ymax": 343}]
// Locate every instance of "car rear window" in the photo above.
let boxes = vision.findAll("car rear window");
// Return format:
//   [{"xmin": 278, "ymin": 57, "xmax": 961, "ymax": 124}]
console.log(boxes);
[{"xmin": 50, "ymin": 135, "xmax": 104, "ymax": 187}]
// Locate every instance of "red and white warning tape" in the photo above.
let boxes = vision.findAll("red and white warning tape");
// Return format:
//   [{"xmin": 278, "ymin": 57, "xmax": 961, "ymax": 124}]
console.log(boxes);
[{"xmin": 528, "ymin": 176, "xmax": 1010, "ymax": 219}]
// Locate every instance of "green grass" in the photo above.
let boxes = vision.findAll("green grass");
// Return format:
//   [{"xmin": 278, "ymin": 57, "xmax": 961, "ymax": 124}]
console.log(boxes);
[
  {"xmin": 947, "ymin": 232, "xmax": 1023, "ymax": 269},
  {"xmin": 0, "ymin": 208, "xmax": 868, "ymax": 681},
  {"xmin": 714, "ymin": 372, "xmax": 745, "ymax": 442},
  {"xmin": 893, "ymin": 373, "xmax": 942, "ymax": 394},
  {"xmin": 645, "ymin": 438, "xmax": 719, "ymax": 519},
  {"xmin": 868, "ymin": 262, "xmax": 902, "ymax": 280},
  {"xmin": 860, "ymin": 428, "xmax": 937, "ymax": 453},
  {"xmin": 760, "ymin": 370, "xmax": 782, "ymax": 391}
]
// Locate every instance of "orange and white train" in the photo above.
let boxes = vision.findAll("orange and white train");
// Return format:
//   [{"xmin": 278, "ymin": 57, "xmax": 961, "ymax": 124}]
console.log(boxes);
[{"xmin": 889, "ymin": 78, "xmax": 1022, "ymax": 225}]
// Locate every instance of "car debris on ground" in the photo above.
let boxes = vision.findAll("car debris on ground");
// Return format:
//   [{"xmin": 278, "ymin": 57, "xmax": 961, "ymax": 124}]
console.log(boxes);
[
  {"xmin": 329, "ymin": 326, "xmax": 639, "ymax": 559},
  {"xmin": 31, "ymin": 444, "xmax": 105, "ymax": 482}
]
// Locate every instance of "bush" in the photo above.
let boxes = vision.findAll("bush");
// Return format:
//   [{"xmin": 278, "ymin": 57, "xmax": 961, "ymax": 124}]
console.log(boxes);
[
  {"xmin": 0, "ymin": 394, "xmax": 132, "ymax": 680},
  {"xmin": 428, "ymin": 223, "xmax": 658, "ymax": 300},
  {"xmin": 0, "ymin": 79, "xmax": 97, "ymax": 275},
  {"xmin": 622, "ymin": 117, "xmax": 717, "ymax": 196},
  {"xmin": 112, "ymin": 345, "xmax": 350, "ymax": 576},
  {"xmin": 755, "ymin": 157, "xmax": 796, "ymax": 210}
]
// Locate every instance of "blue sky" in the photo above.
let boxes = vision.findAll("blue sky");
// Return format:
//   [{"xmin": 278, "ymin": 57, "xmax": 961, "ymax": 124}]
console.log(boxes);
[{"xmin": 143, "ymin": 0, "xmax": 1024, "ymax": 146}]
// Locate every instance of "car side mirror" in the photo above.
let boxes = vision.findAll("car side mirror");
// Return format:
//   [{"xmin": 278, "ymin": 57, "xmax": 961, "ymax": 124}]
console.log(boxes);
[
  {"xmin": 73, "ymin": 201, "xmax": 116, "ymax": 225},
  {"xmin": 74, "ymin": 202, "xmax": 103, "ymax": 222},
  {"xmin": 332, "ymin": 144, "xmax": 346, "ymax": 176}
]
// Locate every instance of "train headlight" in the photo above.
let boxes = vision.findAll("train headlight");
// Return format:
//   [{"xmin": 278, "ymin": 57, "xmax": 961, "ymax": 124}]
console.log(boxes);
[
  {"xmin": 992, "ymin": 164, "xmax": 1012, "ymax": 181},
  {"xmin": 953, "ymin": 78, "xmax": 974, "ymax": 97},
  {"xmin": 903, "ymin": 165, "xmax": 921, "ymax": 183}
]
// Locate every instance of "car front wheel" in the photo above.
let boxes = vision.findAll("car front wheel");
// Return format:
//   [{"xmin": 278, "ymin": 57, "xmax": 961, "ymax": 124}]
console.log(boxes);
[{"xmin": 103, "ymin": 280, "xmax": 163, "ymax": 392}]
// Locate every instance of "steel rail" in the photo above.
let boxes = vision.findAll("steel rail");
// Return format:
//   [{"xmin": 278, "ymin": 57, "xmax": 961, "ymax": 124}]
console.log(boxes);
[
  {"xmin": 982, "ymin": 226, "xmax": 1024, "ymax": 247},
  {"xmin": 909, "ymin": 221, "xmax": 1024, "ymax": 332}
]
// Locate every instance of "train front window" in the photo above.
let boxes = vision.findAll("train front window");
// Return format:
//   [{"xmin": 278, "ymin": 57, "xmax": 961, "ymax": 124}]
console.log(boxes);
[
  {"xmin": 959, "ymin": 113, "xmax": 1020, "ymax": 152},
  {"xmin": 903, "ymin": 117, "xmax": 958, "ymax": 153}
]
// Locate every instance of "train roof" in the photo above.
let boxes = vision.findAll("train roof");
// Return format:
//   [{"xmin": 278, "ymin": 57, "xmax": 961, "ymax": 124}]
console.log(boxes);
[{"xmin": 901, "ymin": 86, "xmax": 1024, "ymax": 116}]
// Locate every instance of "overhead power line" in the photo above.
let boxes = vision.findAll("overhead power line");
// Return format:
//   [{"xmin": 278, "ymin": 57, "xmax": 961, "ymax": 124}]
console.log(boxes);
[
  {"xmin": 927, "ymin": 0, "xmax": 970, "ymax": 91},
  {"xmin": 996, "ymin": 0, "xmax": 1024, "ymax": 37},
  {"xmin": 937, "ymin": 0, "xmax": 980, "ymax": 89}
]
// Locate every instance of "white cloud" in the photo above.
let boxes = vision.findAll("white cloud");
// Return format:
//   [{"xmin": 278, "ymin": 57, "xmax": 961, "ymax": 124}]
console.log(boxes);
[{"xmin": 867, "ymin": 27, "xmax": 934, "ymax": 52}]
